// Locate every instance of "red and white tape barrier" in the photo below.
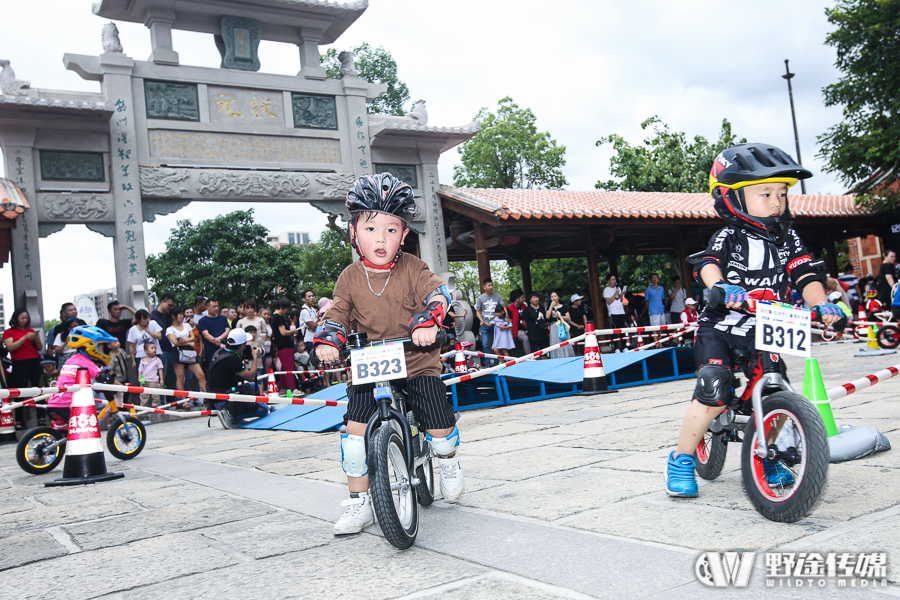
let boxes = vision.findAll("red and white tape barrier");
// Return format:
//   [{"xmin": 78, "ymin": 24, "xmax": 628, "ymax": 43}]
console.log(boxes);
[{"xmin": 825, "ymin": 362, "xmax": 900, "ymax": 401}]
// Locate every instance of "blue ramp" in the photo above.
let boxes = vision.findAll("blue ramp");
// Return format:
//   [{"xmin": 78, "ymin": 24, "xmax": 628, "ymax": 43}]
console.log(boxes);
[{"xmin": 241, "ymin": 383, "xmax": 348, "ymax": 432}]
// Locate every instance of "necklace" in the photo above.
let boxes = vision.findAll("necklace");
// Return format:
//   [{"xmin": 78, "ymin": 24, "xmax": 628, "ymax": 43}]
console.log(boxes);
[{"xmin": 364, "ymin": 264, "xmax": 392, "ymax": 297}]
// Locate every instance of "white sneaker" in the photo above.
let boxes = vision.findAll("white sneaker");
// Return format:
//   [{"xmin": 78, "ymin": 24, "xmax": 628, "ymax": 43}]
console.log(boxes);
[
  {"xmin": 333, "ymin": 493, "xmax": 374, "ymax": 535},
  {"xmin": 437, "ymin": 456, "xmax": 464, "ymax": 501}
]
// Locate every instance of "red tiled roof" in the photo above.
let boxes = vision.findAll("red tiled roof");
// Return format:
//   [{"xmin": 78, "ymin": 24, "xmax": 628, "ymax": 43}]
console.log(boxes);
[{"xmin": 438, "ymin": 185, "xmax": 867, "ymax": 221}]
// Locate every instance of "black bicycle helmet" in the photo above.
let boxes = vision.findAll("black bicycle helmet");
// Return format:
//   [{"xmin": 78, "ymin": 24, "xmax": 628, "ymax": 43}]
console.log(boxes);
[
  {"xmin": 709, "ymin": 143, "xmax": 812, "ymax": 245},
  {"xmin": 345, "ymin": 172, "xmax": 417, "ymax": 223},
  {"xmin": 345, "ymin": 173, "xmax": 417, "ymax": 270}
]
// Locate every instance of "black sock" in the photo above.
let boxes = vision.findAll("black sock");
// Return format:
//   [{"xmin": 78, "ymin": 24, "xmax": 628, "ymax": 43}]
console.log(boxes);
[{"xmin": 349, "ymin": 492, "xmax": 360, "ymax": 499}]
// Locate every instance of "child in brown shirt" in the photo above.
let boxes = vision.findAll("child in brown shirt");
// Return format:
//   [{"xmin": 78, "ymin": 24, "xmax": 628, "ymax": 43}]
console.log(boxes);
[{"xmin": 315, "ymin": 173, "xmax": 462, "ymax": 536}]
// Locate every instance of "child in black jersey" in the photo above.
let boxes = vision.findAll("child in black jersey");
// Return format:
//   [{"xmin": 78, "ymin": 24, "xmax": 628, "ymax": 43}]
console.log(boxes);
[{"xmin": 665, "ymin": 143, "xmax": 844, "ymax": 497}]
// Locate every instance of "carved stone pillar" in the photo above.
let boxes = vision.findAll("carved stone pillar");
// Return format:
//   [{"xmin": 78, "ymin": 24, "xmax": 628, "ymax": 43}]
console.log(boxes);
[
  {"xmin": 473, "ymin": 224, "xmax": 491, "ymax": 286},
  {"xmin": 146, "ymin": 13, "xmax": 179, "ymax": 65},
  {"xmin": 1, "ymin": 128, "xmax": 44, "ymax": 329},
  {"xmin": 297, "ymin": 28, "xmax": 326, "ymax": 80},
  {"xmin": 418, "ymin": 150, "xmax": 449, "ymax": 275},
  {"xmin": 342, "ymin": 76, "xmax": 373, "ymax": 178},
  {"xmin": 99, "ymin": 52, "xmax": 149, "ymax": 309}
]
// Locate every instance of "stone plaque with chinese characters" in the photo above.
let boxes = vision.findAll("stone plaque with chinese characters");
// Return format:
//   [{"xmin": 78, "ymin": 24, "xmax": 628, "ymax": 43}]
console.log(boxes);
[
  {"xmin": 39, "ymin": 151, "xmax": 105, "ymax": 182},
  {"xmin": 144, "ymin": 80, "xmax": 200, "ymax": 122},
  {"xmin": 149, "ymin": 131, "xmax": 341, "ymax": 166},
  {"xmin": 208, "ymin": 86, "xmax": 284, "ymax": 124},
  {"xmin": 291, "ymin": 93, "xmax": 338, "ymax": 130},
  {"xmin": 217, "ymin": 16, "xmax": 261, "ymax": 71},
  {"xmin": 375, "ymin": 164, "xmax": 418, "ymax": 188}
]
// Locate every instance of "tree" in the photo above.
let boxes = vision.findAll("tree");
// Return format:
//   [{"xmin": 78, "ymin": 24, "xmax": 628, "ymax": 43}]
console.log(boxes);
[
  {"xmin": 595, "ymin": 116, "xmax": 745, "ymax": 192},
  {"xmin": 453, "ymin": 97, "xmax": 568, "ymax": 190},
  {"xmin": 817, "ymin": 0, "xmax": 900, "ymax": 211},
  {"xmin": 321, "ymin": 43, "xmax": 411, "ymax": 116},
  {"xmin": 146, "ymin": 210, "xmax": 305, "ymax": 307},
  {"xmin": 294, "ymin": 228, "xmax": 353, "ymax": 298}
]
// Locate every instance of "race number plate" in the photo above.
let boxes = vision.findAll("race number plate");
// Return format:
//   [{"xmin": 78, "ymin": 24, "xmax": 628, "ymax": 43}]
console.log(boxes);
[
  {"xmin": 350, "ymin": 343, "xmax": 407, "ymax": 385},
  {"xmin": 755, "ymin": 301, "xmax": 811, "ymax": 358}
]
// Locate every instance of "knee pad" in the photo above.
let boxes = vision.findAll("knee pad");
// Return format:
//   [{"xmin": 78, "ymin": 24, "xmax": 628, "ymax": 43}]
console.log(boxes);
[
  {"xmin": 693, "ymin": 364, "xmax": 733, "ymax": 407},
  {"xmin": 340, "ymin": 433, "xmax": 368, "ymax": 477},
  {"xmin": 426, "ymin": 426, "xmax": 460, "ymax": 457}
]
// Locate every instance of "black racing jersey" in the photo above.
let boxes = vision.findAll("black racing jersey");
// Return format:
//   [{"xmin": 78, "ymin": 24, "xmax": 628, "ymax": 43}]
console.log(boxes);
[{"xmin": 692, "ymin": 226, "xmax": 813, "ymax": 336}]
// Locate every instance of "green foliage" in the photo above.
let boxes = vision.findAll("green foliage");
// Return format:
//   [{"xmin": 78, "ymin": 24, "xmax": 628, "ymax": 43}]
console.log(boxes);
[
  {"xmin": 453, "ymin": 97, "xmax": 568, "ymax": 190},
  {"xmin": 449, "ymin": 260, "xmax": 517, "ymax": 305},
  {"xmin": 321, "ymin": 43, "xmax": 411, "ymax": 116},
  {"xmin": 146, "ymin": 210, "xmax": 305, "ymax": 307},
  {"xmin": 817, "ymin": 0, "xmax": 900, "ymax": 211},
  {"xmin": 294, "ymin": 228, "xmax": 353, "ymax": 298},
  {"xmin": 595, "ymin": 116, "xmax": 745, "ymax": 192},
  {"xmin": 44, "ymin": 318, "xmax": 61, "ymax": 333}
]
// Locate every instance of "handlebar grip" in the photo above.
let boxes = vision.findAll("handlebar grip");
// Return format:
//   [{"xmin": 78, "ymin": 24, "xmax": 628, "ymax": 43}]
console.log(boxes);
[{"xmin": 436, "ymin": 329, "xmax": 454, "ymax": 347}]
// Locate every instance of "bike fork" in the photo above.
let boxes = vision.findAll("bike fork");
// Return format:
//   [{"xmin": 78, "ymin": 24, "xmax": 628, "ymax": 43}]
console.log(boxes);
[{"xmin": 750, "ymin": 373, "xmax": 795, "ymax": 458}]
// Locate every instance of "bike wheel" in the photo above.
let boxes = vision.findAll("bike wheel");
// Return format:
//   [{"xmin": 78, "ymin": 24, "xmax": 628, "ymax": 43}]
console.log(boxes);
[
  {"xmin": 741, "ymin": 391, "xmax": 829, "ymax": 523},
  {"xmin": 694, "ymin": 430, "xmax": 727, "ymax": 480},
  {"xmin": 407, "ymin": 413, "xmax": 435, "ymax": 507},
  {"xmin": 877, "ymin": 326, "xmax": 900, "ymax": 349},
  {"xmin": 16, "ymin": 427, "xmax": 65, "ymax": 475},
  {"xmin": 369, "ymin": 426, "xmax": 418, "ymax": 549},
  {"xmin": 106, "ymin": 416, "xmax": 147, "ymax": 460}
]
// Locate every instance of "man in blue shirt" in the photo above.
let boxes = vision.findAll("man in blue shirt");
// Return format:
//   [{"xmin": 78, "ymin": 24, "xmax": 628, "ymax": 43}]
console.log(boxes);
[
  {"xmin": 643, "ymin": 273, "xmax": 666, "ymax": 343},
  {"xmin": 197, "ymin": 299, "xmax": 231, "ymax": 370}
]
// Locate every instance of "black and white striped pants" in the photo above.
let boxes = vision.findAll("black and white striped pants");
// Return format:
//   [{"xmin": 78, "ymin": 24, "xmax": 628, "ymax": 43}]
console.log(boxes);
[{"xmin": 346, "ymin": 375, "xmax": 456, "ymax": 430}]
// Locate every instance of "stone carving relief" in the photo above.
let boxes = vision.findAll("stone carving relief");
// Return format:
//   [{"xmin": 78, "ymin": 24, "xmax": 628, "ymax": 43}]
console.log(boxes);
[
  {"xmin": 0, "ymin": 59, "xmax": 30, "ymax": 96},
  {"xmin": 101, "ymin": 22, "xmax": 123, "ymax": 53},
  {"xmin": 40, "ymin": 151, "xmax": 105, "ymax": 182},
  {"xmin": 140, "ymin": 167, "xmax": 190, "ymax": 198},
  {"xmin": 144, "ymin": 80, "xmax": 200, "ymax": 121},
  {"xmin": 291, "ymin": 93, "xmax": 338, "ymax": 130},
  {"xmin": 375, "ymin": 164, "xmax": 418, "ymax": 188},
  {"xmin": 42, "ymin": 194, "xmax": 110, "ymax": 220},
  {"xmin": 215, "ymin": 16, "xmax": 262, "ymax": 71},
  {"xmin": 197, "ymin": 172, "xmax": 310, "ymax": 198},
  {"xmin": 315, "ymin": 173, "xmax": 357, "ymax": 199},
  {"xmin": 338, "ymin": 51, "xmax": 358, "ymax": 78}
]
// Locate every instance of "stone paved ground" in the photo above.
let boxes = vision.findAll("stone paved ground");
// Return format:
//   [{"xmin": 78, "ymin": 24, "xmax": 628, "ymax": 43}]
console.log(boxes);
[{"xmin": 1, "ymin": 343, "xmax": 899, "ymax": 599}]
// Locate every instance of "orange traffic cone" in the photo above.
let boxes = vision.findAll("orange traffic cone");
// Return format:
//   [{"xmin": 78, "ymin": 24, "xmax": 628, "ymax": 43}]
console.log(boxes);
[
  {"xmin": 0, "ymin": 399, "xmax": 16, "ymax": 445},
  {"xmin": 266, "ymin": 368, "xmax": 278, "ymax": 398},
  {"xmin": 454, "ymin": 343, "xmax": 467, "ymax": 373},
  {"xmin": 579, "ymin": 323, "xmax": 616, "ymax": 395},
  {"xmin": 46, "ymin": 368, "xmax": 124, "ymax": 487}
]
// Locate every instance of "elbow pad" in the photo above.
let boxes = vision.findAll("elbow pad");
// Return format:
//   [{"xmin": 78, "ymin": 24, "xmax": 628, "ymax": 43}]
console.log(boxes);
[
  {"xmin": 409, "ymin": 300, "xmax": 446, "ymax": 335},
  {"xmin": 313, "ymin": 320, "xmax": 347, "ymax": 352},
  {"xmin": 687, "ymin": 251, "xmax": 719, "ymax": 286},
  {"xmin": 788, "ymin": 257, "xmax": 827, "ymax": 294},
  {"xmin": 424, "ymin": 285, "xmax": 451, "ymax": 307}
]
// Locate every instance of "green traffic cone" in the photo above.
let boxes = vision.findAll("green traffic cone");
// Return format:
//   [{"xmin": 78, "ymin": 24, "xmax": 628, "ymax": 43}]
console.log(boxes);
[{"xmin": 802, "ymin": 357, "xmax": 839, "ymax": 437}]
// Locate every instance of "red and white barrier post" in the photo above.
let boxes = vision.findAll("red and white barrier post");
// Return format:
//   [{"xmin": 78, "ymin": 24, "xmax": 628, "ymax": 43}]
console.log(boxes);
[
  {"xmin": 579, "ymin": 323, "xmax": 615, "ymax": 395},
  {"xmin": 46, "ymin": 369, "xmax": 124, "ymax": 487},
  {"xmin": 0, "ymin": 398, "xmax": 16, "ymax": 444}
]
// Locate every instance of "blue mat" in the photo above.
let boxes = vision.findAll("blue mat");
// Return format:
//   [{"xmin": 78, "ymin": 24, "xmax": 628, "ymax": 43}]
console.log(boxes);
[
  {"xmin": 498, "ymin": 349, "xmax": 673, "ymax": 384},
  {"xmin": 275, "ymin": 406, "xmax": 346, "ymax": 432},
  {"xmin": 240, "ymin": 405, "xmax": 321, "ymax": 429}
]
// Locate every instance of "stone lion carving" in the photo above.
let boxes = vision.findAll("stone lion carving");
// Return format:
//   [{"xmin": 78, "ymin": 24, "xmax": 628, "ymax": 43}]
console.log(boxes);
[
  {"xmin": 338, "ymin": 51, "xmax": 358, "ymax": 78},
  {"xmin": 0, "ymin": 60, "xmax": 30, "ymax": 97},
  {"xmin": 102, "ymin": 22, "xmax": 123, "ymax": 54},
  {"xmin": 369, "ymin": 99, "xmax": 428, "ymax": 128}
]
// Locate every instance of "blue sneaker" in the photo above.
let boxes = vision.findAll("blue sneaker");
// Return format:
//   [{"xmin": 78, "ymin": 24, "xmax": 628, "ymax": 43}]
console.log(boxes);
[
  {"xmin": 764, "ymin": 459, "xmax": 795, "ymax": 487},
  {"xmin": 666, "ymin": 451, "xmax": 698, "ymax": 497}
]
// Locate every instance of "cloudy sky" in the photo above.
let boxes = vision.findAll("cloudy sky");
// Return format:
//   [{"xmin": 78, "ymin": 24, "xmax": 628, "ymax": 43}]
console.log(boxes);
[{"xmin": 0, "ymin": 0, "xmax": 846, "ymax": 319}]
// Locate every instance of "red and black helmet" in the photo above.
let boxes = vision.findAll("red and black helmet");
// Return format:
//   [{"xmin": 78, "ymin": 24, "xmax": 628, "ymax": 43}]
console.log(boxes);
[
  {"xmin": 709, "ymin": 143, "xmax": 812, "ymax": 245},
  {"xmin": 345, "ymin": 172, "xmax": 417, "ymax": 270},
  {"xmin": 345, "ymin": 172, "xmax": 417, "ymax": 223}
]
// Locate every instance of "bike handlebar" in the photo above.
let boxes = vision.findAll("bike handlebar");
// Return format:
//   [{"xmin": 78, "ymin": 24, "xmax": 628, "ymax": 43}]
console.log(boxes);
[{"xmin": 706, "ymin": 286, "xmax": 848, "ymax": 331}]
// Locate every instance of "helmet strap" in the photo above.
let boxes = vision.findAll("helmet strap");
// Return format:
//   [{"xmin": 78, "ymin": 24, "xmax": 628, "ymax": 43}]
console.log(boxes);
[
  {"xmin": 349, "ymin": 229, "xmax": 401, "ymax": 271},
  {"xmin": 735, "ymin": 187, "xmax": 748, "ymax": 213}
]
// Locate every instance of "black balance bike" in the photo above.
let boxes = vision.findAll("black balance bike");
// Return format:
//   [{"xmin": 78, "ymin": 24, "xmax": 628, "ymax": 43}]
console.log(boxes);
[
  {"xmin": 693, "ymin": 290, "xmax": 844, "ymax": 523},
  {"xmin": 344, "ymin": 329, "xmax": 454, "ymax": 549}
]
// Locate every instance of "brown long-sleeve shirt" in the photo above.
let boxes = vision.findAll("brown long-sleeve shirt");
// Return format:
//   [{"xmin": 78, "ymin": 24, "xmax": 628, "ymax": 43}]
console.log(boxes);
[{"xmin": 324, "ymin": 253, "xmax": 445, "ymax": 378}]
